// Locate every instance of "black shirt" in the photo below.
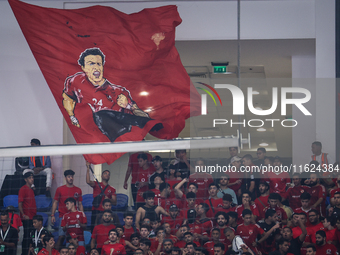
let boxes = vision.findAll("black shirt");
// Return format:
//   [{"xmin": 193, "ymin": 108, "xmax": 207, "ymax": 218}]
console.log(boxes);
[
  {"xmin": 0, "ymin": 226, "xmax": 18, "ymax": 255},
  {"xmin": 286, "ymin": 237, "xmax": 302, "ymax": 255},
  {"xmin": 29, "ymin": 227, "xmax": 50, "ymax": 252},
  {"xmin": 258, "ymin": 220, "xmax": 280, "ymax": 254},
  {"xmin": 169, "ymin": 161, "xmax": 190, "ymax": 179}
]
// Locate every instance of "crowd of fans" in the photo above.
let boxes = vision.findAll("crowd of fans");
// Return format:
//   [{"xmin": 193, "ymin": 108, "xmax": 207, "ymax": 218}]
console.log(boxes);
[{"xmin": 1, "ymin": 139, "xmax": 340, "ymax": 255}]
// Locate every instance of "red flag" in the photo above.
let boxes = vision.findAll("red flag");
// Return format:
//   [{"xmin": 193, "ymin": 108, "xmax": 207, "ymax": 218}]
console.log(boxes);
[{"xmin": 9, "ymin": 0, "xmax": 201, "ymax": 164}]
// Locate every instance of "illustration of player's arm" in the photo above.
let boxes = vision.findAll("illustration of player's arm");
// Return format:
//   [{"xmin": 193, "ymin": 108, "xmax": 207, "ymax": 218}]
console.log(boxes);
[
  {"xmin": 62, "ymin": 92, "xmax": 81, "ymax": 128},
  {"xmin": 117, "ymin": 94, "xmax": 150, "ymax": 118}
]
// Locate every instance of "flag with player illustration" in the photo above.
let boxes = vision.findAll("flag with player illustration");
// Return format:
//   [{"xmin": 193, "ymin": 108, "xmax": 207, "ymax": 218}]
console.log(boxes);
[{"xmin": 9, "ymin": 0, "xmax": 201, "ymax": 164}]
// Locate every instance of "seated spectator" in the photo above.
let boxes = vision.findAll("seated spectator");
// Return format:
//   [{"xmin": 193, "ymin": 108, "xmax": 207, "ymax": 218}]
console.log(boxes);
[
  {"xmin": 215, "ymin": 194, "xmax": 236, "ymax": 214},
  {"xmin": 28, "ymin": 214, "xmax": 50, "ymax": 255},
  {"xmin": 161, "ymin": 205, "xmax": 183, "ymax": 235},
  {"xmin": 321, "ymin": 216, "xmax": 337, "ymax": 243},
  {"xmin": 95, "ymin": 198, "xmax": 120, "ymax": 226},
  {"xmin": 216, "ymin": 174, "xmax": 237, "ymax": 205},
  {"xmin": 234, "ymin": 191, "xmax": 260, "ymax": 224},
  {"xmin": 328, "ymin": 191, "xmax": 340, "ymax": 217},
  {"xmin": 116, "ymin": 224, "xmax": 138, "ymax": 251},
  {"xmin": 101, "ymin": 229, "xmax": 126, "ymax": 255},
  {"xmin": 37, "ymin": 235, "xmax": 58, "ymax": 255},
  {"xmin": 184, "ymin": 242, "xmax": 197, "ymax": 255},
  {"xmin": 23, "ymin": 138, "xmax": 53, "ymax": 197},
  {"xmin": 269, "ymin": 156, "xmax": 291, "ymax": 197},
  {"xmin": 315, "ymin": 230, "xmax": 337, "ymax": 255},
  {"xmin": 305, "ymin": 210, "xmax": 324, "ymax": 245},
  {"xmin": 263, "ymin": 193, "xmax": 288, "ymax": 225},
  {"xmin": 140, "ymin": 224, "xmax": 151, "ymax": 239},
  {"xmin": 268, "ymin": 238, "xmax": 291, "ymax": 255},
  {"xmin": 226, "ymin": 211, "xmax": 238, "ymax": 231},
  {"xmin": 0, "ymin": 206, "xmax": 22, "ymax": 231},
  {"xmin": 214, "ymin": 212, "xmax": 229, "ymax": 243},
  {"xmin": 203, "ymin": 228, "xmax": 223, "ymax": 255},
  {"xmin": 59, "ymin": 247, "xmax": 69, "ymax": 255},
  {"xmin": 140, "ymin": 238, "xmax": 152, "ymax": 255},
  {"xmin": 329, "ymin": 173, "xmax": 340, "ymax": 206},
  {"xmin": 163, "ymin": 223, "xmax": 178, "ymax": 245},
  {"xmin": 294, "ymin": 193, "xmax": 312, "ymax": 224},
  {"xmin": 188, "ymin": 158, "xmax": 214, "ymax": 200},
  {"xmin": 169, "ymin": 150, "xmax": 192, "ymax": 179},
  {"xmin": 283, "ymin": 173, "xmax": 310, "ymax": 210},
  {"xmin": 123, "ymin": 212, "xmax": 138, "ymax": 241},
  {"xmin": 66, "ymin": 233, "xmax": 86, "ymax": 255}
]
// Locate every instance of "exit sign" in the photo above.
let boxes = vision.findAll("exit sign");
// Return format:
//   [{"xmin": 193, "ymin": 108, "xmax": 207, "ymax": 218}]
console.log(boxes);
[{"xmin": 213, "ymin": 66, "xmax": 227, "ymax": 73}]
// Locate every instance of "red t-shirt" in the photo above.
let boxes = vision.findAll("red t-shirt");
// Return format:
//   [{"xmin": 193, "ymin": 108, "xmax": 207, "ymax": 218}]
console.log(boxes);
[
  {"xmin": 283, "ymin": 185, "xmax": 310, "ymax": 210},
  {"xmin": 161, "ymin": 215, "xmax": 183, "ymax": 235},
  {"xmin": 128, "ymin": 153, "xmax": 152, "ymax": 184},
  {"xmin": 166, "ymin": 178, "xmax": 182, "ymax": 191},
  {"xmin": 122, "ymin": 226, "xmax": 138, "ymax": 241},
  {"xmin": 266, "ymin": 171, "xmax": 290, "ymax": 195},
  {"xmin": 136, "ymin": 166, "xmax": 155, "ymax": 203},
  {"xmin": 159, "ymin": 196, "xmax": 182, "ymax": 212},
  {"xmin": 189, "ymin": 173, "xmax": 214, "ymax": 200},
  {"xmin": 234, "ymin": 204, "xmax": 260, "ymax": 224},
  {"xmin": 306, "ymin": 222, "xmax": 325, "ymax": 244},
  {"xmin": 150, "ymin": 189, "xmax": 161, "ymax": 205},
  {"xmin": 0, "ymin": 212, "xmax": 23, "ymax": 229},
  {"xmin": 92, "ymin": 182, "xmax": 116, "ymax": 211},
  {"xmin": 205, "ymin": 198, "xmax": 223, "ymax": 218},
  {"xmin": 37, "ymin": 248, "xmax": 59, "ymax": 255},
  {"xmin": 54, "ymin": 185, "xmax": 82, "ymax": 218},
  {"xmin": 76, "ymin": 246, "xmax": 86, "ymax": 255},
  {"xmin": 92, "ymin": 224, "xmax": 116, "ymax": 248},
  {"xmin": 101, "ymin": 243, "xmax": 126, "ymax": 255},
  {"xmin": 236, "ymin": 223, "xmax": 264, "ymax": 254},
  {"xmin": 330, "ymin": 188, "xmax": 340, "ymax": 198},
  {"xmin": 325, "ymin": 228, "xmax": 336, "ymax": 243},
  {"xmin": 197, "ymin": 218, "xmax": 213, "ymax": 236},
  {"xmin": 61, "ymin": 211, "xmax": 87, "ymax": 241},
  {"xmin": 309, "ymin": 185, "xmax": 326, "ymax": 216},
  {"xmin": 215, "ymin": 206, "xmax": 235, "ymax": 214},
  {"xmin": 255, "ymin": 195, "xmax": 269, "ymax": 220},
  {"xmin": 315, "ymin": 243, "xmax": 337, "ymax": 255},
  {"xmin": 204, "ymin": 241, "xmax": 223, "ymax": 255},
  {"xmin": 18, "ymin": 185, "xmax": 36, "ymax": 220}
]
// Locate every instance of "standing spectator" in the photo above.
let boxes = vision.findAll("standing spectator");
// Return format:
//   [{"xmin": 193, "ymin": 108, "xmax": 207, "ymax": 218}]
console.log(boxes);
[
  {"xmin": 28, "ymin": 214, "xmax": 50, "ymax": 255},
  {"xmin": 255, "ymin": 181, "xmax": 270, "ymax": 220},
  {"xmin": 216, "ymin": 175, "xmax": 237, "ymax": 205},
  {"xmin": 188, "ymin": 158, "xmax": 214, "ymax": 200},
  {"xmin": 205, "ymin": 183, "xmax": 223, "ymax": 219},
  {"xmin": 310, "ymin": 141, "xmax": 334, "ymax": 172},
  {"xmin": 135, "ymin": 154, "xmax": 156, "ymax": 209},
  {"xmin": 51, "ymin": 169, "xmax": 83, "ymax": 249},
  {"xmin": 169, "ymin": 150, "xmax": 193, "ymax": 180},
  {"xmin": 150, "ymin": 156, "xmax": 167, "ymax": 187},
  {"xmin": 19, "ymin": 172, "xmax": 36, "ymax": 255},
  {"xmin": 23, "ymin": 138, "xmax": 53, "ymax": 196},
  {"xmin": 281, "ymin": 223, "xmax": 307, "ymax": 255},
  {"xmin": 0, "ymin": 211, "xmax": 18, "ymax": 255},
  {"xmin": 305, "ymin": 173, "xmax": 326, "ymax": 216},
  {"xmin": 315, "ymin": 230, "xmax": 337, "ymax": 255},
  {"xmin": 124, "ymin": 152, "xmax": 153, "ymax": 206},
  {"xmin": 266, "ymin": 156, "xmax": 291, "ymax": 197},
  {"xmin": 241, "ymin": 155, "xmax": 259, "ymax": 200},
  {"xmin": 61, "ymin": 197, "xmax": 87, "ymax": 247},
  {"xmin": 86, "ymin": 161, "xmax": 116, "ymax": 231},
  {"xmin": 91, "ymin": 210, "xmax": 116, "ymax": 254},
  {"xmin": 228, "ymin": 156, "xmax": 243, "ymax": 196},
  {"xmin": 283, "ymin": 173, "xmax": 310, "ymax": 210},
  {"xmin": 255, "ymin": 148, "xmax": 266, "ymax": 167}
]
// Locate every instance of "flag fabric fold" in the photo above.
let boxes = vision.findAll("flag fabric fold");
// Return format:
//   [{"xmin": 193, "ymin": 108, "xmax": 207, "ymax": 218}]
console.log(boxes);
[{"xmin": 9, "ymin": 0, "xmax": 201, "ymax": 164}]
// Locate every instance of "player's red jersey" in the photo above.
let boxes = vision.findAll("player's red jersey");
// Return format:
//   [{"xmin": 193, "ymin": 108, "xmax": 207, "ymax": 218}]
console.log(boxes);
[
  {"xmin": 309, "ymin": 185, "xmax": 326, "ymax": 216},
  {"xmin": 263, "ymin": 205, "xmax": 287, "ymax": 222},
  {"xmin": 54, "ymin": 185, "xmax": 82, "ymax": 218},
  {"xmin": 236, "ymin": 223, "xmax": 264, "ymax": 255},
  {"xmin": 136, "ymin": 166, "xmax": 155, "ymax": 203},
  {"xmin": 18, "ymin": 185, "xmax": 36, "ymax": 220},
  {"xmin": 325, "ymin": 228, "xmax": 336, "ymax": 243},
  {"xmin": 283, "ymin": 185, "xmax": 310, "ymax": 210},
  {"xmin": 128, "ymin": 153, "xmax": 152, "ymax": 184},
  {"xmin": 92, "ymin": 224, "xmax": 116, "ymax": 248},
  {"xmin": 235, "ymin": 204, "xmax": 260, "ymax": 224},
  {"xmin": 306, "ymin": 222, "xmax": 325, "ymax": 244},
  {"xmin": 197, "ymin": 218, "xmax": 213, "ymax": 236},
  {"xmin": 315, "ymin": 243, "xmax": 337, "ymax": 255},
  {"xmin": 292, "ymin": 226, "xmax": 303, "ymax": 239},
  {"xmin": 254, "ymin": 195, "xmax": 269, "ymax": 220},
  {"xmin": 161, "ymin": 215, "xmax": 183, "ymax": 235},
  {"xmin": 189, "ymin": 173, "xmax": 214, "ymax": 200},
  {"xmin": 61, "ymin": 210, "xmax": 87, "ymax": 241},
  {"xmin": 205, "ymin": 198, "xmax": 223, "ymax": 218},
  {"xmin": 101, "ymin": 243, "xmax": 126, "ymax": 255},
  {"xmin": 215, "ymin": 206, "xmax": 235, "ymax": 214},
  {"xmin": 92, "ymin": 182, "xmax": 116, "ymax": 211}
]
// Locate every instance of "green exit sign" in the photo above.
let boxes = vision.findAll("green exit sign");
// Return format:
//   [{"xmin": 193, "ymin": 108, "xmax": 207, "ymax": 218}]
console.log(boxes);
[{"xmin": 213, "ymin": 66, "xmax": 227, "ymax": 73}]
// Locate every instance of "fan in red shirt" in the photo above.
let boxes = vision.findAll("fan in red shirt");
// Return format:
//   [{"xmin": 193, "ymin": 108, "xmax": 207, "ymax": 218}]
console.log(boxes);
[
  {"xmin": 234, "ymin": 191, "xmax": 260, "ymax": 224},
  {"xmin": 305, "ymin": 210, "xmax": 325, "ymax": 244},
  {"xmin": 204, "ymin": 228, "xmax": 224, "ymax": 255},
  {"xmin": 262, "ymin": 193, "xmax": 288, "ymax": 225},
  {"xmin": 163, "ymin": 222, "xmax": 179, "ymax": 245},
  {"xmin": 123, "ymin": 152, "xmax": 153, "ymax": 206},
  {"xmin": 150, "ymin": 175, "xmax": 163, "ymax": 206},
  {"xmin": 91, "ymin": 210, "xmax": 116, "ymax": 252},
  {"xmin": 214, "ymin": 211, "xmax": 230, "ymax": 247},
  {"xmin": 0, "ymin": 206, "xmax": 23, "ymax": 231},
  {"xmin": 236, "ymin": 209, "xmax": 266, "ymax": 255},
  {"xmin": 266, "ymin": 156, "xmax": 291, "ymax": 197},
  {"xmin": 205, "ymin": 183, "xmax": 223, "ymax": 219},
  {"xmin": 185, "ymin": 209, "xmax": 205, "ymax": 244},
  {"xmin": 294, "ymin": 193, "xmax": 312, "ymax": 226},
  {"xmin": 67, "ymin": 233, "xmax": 86, "ymax": 255},
  {"xmin": 283, "ymin": 173, "xmax": 310, "ymax": 210},
  {"xmin": 101, "ymin": 229, "xmax": 127, "ymax": 255},
  {"xmin": 158, "ymin": 183, "xmax": 182, "ymax": 212},
  {"xmin": 188, "ymin": 158, "xmax": 214, "ymax": 200},
  {"xmin": 305, "ymin": 173, "xmax": 327, "ymax": 217},
  {"xmin": 134, "ymin": 154, "xmax": 156, "ymax": 209},
  {"xmin": 161, "ymin": 205, "xmax": 183, "ymax": 235},
  {"xmin": 255, "ymin": 182, "xmax": 270, "ymax": 220},
  {"xmin": 122, "ymin": 212, "xmax": 138, "ymax": 241},
  {"xmin": 61, "ymin": 197, "xmax": 87, "ymax": 246},
  {"xmin": 19, "ymin": 172, "xmax": 37, "ymax": 255},
  {"xmin": 37, "ymin": 235, "xmax": 59, "ymax": 255},
  {"xmin": 196, "ymin": 203, "xmax": 214, "ymax": 240},
  {"xmin": 215, "ymin": 194, "xmax": 236, "ymax": 216},
  {"xmin": 315, "ymin": 230, "xmax": 337, "ymax": 255}
]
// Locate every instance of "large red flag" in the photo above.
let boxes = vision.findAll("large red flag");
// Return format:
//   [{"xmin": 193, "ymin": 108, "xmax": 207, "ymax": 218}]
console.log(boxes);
[{"xmin": 9, "ymin": 0, "xmax": 201, "ymax": 164}]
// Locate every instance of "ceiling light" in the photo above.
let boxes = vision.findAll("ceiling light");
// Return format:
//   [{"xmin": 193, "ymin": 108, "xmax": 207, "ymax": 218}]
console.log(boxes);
[
  {"xmin": 252, "ymin": 91, "xmax": 260, "ymax": 95},
  {"xmin": 140, "ymin": 91, "xmax": 149, "ymax": 96},
  {"xmin": 257, "ymin": 128, "xmax": 266, "ymax": 132},
  {"xmin": 259, "ymin": 143, "xmax": 269, "ymax": 146}
]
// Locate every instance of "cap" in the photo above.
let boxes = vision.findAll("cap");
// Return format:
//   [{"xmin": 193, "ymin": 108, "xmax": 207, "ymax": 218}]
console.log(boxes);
[
  {"xmin": 169, "ymin": 204, "xmax": 179, "ymax": 211},
  {"xmin": 64, "ymin": 169, "xmax": 75, "ymax": 177},
  {"xmin": 230, "ymin": 156, "xmax": 242, "ymax": 164},
  {"xmin": 23, "ymin": 172, "xmax": 34, "ymax": 179},
  {"xmin": 69, "ymin": 233, "xmax": 77, "ymax": 239},
  {"xmin": 152, "ymin": 156, "xmax": 162, "ymax": 162}
]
